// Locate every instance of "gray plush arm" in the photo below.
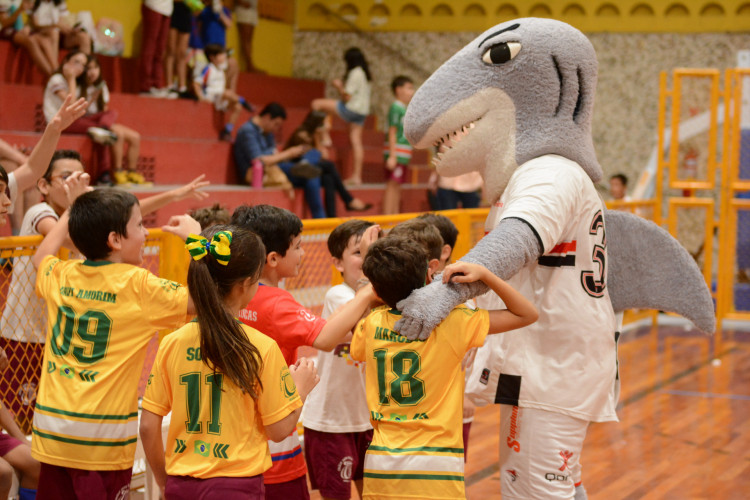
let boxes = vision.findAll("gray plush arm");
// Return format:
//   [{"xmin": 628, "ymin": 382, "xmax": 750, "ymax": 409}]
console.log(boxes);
[{"xmin": 395, "ymin": 218, "xmax": 543, "ymax": 340}]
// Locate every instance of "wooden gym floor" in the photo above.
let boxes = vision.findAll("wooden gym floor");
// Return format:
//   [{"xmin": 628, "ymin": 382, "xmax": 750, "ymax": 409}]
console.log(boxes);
[{"xmin": 310, "ymin": 322, "xmax": 750, "ymax": 499}]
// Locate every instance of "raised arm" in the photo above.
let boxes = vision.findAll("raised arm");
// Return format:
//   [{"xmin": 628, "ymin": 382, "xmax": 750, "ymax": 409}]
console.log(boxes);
[
  {"xmin": 443, "ymin": 262, "xmax": 538, "ymax": 333},
  {"xmin": 31, "ymin": 171, "xmax": 91, "ymax": 269},
  {"xmin": 312, "ymin": 284, "xmax": 378, "ymax": 351},
  {"xmin": 140, "ymin": 175, "xmax": 210, "ymax": 216},
  {"xmin": 395, "ymin": 218, "xmax": 542, "ymax": 340},
  {"xmin": 13, "ymin": 94, "xmax": 87, "ymax": 193}
]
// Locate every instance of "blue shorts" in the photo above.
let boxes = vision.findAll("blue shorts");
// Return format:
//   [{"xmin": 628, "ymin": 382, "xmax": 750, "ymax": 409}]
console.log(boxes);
[{"xmin": 336, "ymin": 101, "xmax": 367, "ymax": 126}]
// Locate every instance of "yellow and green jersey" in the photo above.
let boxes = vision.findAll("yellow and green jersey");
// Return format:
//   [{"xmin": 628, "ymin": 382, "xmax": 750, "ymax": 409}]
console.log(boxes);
[
  {"xmin": 143, "ymin": 321, "xmax": 302, "ymax": 479},
  {"xmin": 33, "ymin": 255, "xmax": 189, "ymax": 470},
  {"xmin": 351, "ymin": 305, "xmax": 489, "ymax": 499}
]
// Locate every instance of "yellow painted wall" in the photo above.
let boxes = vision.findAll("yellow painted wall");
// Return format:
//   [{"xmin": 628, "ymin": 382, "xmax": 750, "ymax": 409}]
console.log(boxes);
[
  {"xmin": 297, "ymin": 0, "xmax": 750, "ymax": 32},
  {"xmin": 65, "ymin": 0, "xmax": 293, "ymax": 76}
]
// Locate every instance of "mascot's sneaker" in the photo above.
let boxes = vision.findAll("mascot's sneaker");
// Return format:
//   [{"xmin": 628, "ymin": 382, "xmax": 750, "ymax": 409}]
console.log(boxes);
[{"xmin": 87, "ymin": 127, "xmax": 118, "ymax": 145}]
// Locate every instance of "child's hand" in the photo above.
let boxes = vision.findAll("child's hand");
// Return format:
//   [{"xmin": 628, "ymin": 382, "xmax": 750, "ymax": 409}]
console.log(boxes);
[
  {"xmin": 442, "ymin": 262, "xmax": 489, "ymax": 285},
  {"xmin": 171, "ymin": 174, "xmax": 210, "ymax": 202},
  {"xmin": 162, "ymin": 215, "xmax": 202, "ymax": 241},
  {"xmin": 0, "ymin": 349, "xmax": 8, "ymax": 372},
  {"xmin": 359, "ymin": 224, "xmax": 380, "ymax": 257},
  {"xmin": 49, "ymin": 94, "xmax": 88, "ymax": 132},
  {"xmin": 289, "ymin": 357, "xmax": 319, "ymax": 400},
  {"xmin": 463, "ymin": 394, "xmax": 476, "ymax": 420},
  {"xmin": 63, "ymin": 171, "xmax": 92, "ymax": 205},
  {"xmin": 386, "ymin": 155, "xmax": 397, "ymax": 171}
]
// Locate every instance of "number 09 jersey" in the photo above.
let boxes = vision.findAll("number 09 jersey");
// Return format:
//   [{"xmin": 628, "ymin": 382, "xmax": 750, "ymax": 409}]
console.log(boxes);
[
  {"xmin": 33, "ymin": 256, "xmax": 189, "ymax": 470},
  {"xmin": 474, "ymin": 155, "xmax": 618, "ymax": 422},
  {"xmin": 351, "ymin": 305, "xmax": 489, "ymax": 499}
]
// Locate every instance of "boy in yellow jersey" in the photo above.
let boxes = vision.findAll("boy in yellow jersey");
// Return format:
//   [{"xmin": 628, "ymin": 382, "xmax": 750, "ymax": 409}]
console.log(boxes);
[
  {"xmin": 351, "ymin": 237, "xmax": 538, "ymax": 499},
  {"xmin": 31, "ymin": 185, "xmax": 193, "ymax": 499}
]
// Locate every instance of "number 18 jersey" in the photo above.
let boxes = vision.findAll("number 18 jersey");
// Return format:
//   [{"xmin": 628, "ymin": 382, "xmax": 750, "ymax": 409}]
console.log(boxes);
[
  {"xmin": 351, "ymin": 305, "xmax": 489, "ymax": 499},
  {"xmin": 33, "ymin": 256, "xmax": 189, "ymax": 470}
]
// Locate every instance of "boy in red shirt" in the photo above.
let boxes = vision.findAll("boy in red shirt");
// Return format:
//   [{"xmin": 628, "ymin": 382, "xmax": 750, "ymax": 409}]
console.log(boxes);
[{"xmin": 231, "ymin": 204, "xmax": 376, "ymax": 500}]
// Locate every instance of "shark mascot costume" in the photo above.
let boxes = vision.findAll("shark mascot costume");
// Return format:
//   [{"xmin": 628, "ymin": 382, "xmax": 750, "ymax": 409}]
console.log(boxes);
[{"xmin": 396, "ymin": 18, "xmax": 715, "ymax": 499}]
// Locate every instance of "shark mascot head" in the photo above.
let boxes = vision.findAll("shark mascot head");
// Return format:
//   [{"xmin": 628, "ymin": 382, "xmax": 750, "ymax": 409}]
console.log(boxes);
[{"xmin": 405, "ymin": 18, "xmax": 601, "ymax": 203}]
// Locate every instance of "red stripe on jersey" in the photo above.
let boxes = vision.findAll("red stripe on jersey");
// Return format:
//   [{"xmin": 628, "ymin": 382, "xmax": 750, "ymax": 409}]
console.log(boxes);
[{"xmin": 548, "ymin": 241, "xmax": 577, "ymax": 255}]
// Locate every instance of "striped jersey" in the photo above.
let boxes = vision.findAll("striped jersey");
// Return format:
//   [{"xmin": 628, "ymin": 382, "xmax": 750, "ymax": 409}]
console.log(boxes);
[
  {"xmin": 383, "ymin": 100, "xmax": 412, "ymax": 165},
  {"xmin": 351, "ymin": 305, "xmax": 489, "ymax": 499},
  {"xmin": 142, "ymin": 321, "xmax": 302, "ymax": 478},
  {"xmin": 32, "ymin": 255, "xmax": 189, "ymax": 470}
]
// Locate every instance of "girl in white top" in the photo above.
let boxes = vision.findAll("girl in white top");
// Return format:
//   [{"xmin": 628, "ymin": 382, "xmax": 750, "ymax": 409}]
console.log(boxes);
[
  {"xmin": 81, "ymin": 54, "xmax": 147, "ymax": 185},
  {"xmin": 312, "ymin": 47, "xmax": 372, "ymax": 186}
]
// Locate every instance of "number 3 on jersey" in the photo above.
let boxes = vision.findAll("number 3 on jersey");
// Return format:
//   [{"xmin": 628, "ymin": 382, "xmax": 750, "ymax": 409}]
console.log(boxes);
[
  {"xmin": 581, "ymin": 210, "xmax": 606, "ymax": 298},
  {"xmin": 374, "ymin": 349, "xmax": 425, "ymax": 406}
]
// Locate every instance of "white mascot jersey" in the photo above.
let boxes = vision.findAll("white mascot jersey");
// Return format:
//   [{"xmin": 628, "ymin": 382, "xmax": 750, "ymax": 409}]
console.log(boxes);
[{"xmin": 469, "ymin": 154, "xmax": 619, "ymax": 422}]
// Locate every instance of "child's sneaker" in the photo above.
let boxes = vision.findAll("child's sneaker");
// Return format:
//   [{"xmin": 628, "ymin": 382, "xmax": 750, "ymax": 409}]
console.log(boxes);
[
  {"xmin": 127, "ymin": 171, "xmax": 151, "ymax": 186},
  {"xmin": 88, "ymin": 127, "xmax": 118, "ymax": 145},
  {"xmin": 112, "ymin": 170, "xmax": 131, "ymax": 186}
]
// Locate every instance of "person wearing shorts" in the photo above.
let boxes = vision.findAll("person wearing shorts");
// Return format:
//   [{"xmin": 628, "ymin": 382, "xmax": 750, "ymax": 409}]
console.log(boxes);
[
  {"xmin": 382, "ymin": 76, "xmax": 415, "ymax": 214},
  {"xmin": 164, "ymin": 0, "xmax": 194, "ymax": 96},
  {"xmin": 303, "ymin": 220, "xmax": 376, "ymax": 499},
  {"xmin": 234, "ymin": 0, "xmax": 260, "ymax": 72},
  {"xmin": 0, "ymin": 401, "xmax": 39, "ymax": 500}
]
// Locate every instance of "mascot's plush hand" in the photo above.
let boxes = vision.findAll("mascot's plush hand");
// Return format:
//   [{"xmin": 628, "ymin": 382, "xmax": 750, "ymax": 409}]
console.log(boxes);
[{"xmin": 396, "ymin": 219, "xmax": 542, "ymax": 340}]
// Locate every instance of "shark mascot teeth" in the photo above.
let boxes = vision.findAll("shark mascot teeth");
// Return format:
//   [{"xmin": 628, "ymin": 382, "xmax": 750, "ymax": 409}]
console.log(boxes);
[{"xmin": 396, "ymin": 18, "xmax": 715, "ymax": 498}]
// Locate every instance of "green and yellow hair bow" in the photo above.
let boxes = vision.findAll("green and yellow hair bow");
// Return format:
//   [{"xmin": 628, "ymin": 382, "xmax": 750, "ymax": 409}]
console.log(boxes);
[{"xmin": 185, "ymin": 231, "xmax": 233, "ymax": 265}]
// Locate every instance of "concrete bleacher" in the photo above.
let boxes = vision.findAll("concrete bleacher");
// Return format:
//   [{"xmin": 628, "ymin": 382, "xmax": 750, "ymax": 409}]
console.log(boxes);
[{"xmin": 0, "ymin": 40, "xmax": 432, "ymax": 230}]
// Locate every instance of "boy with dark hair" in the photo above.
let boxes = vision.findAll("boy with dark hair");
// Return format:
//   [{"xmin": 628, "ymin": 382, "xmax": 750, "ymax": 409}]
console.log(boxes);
[
  {"xmin": 193, "ymin": 43, "xmax": 250, "ymax": 142},
  {"xmin": 609, "ymin": 173, "xmax": 629, "ymax": 201},
  {"xmin": 304, "ymin": 219, "xmax": 378, "ymax": 500},
  {"xmin": 388, "ymin": 218, "xmax": 443, "ymax": 281},
  {"xmin": 30, "ymin": 185, "xmax": 193, "ymax": 499},
  {"xmin": 230, "ymin": 204, "xmax": 377, "ymax": 500},
  {"xmin": 383, "ymin": 75, "xmax": 415, "ymax": 214},
  {"xmin": 351, "ymin": 237, "xmax": 538, "ymax": 499},
  {"xmin": 188, "ymin": 202, "xmax": 230, "ymax": 229},
  {"xmin": 417, "ymin": 212, "xmax": 458, "ymax": 267}
]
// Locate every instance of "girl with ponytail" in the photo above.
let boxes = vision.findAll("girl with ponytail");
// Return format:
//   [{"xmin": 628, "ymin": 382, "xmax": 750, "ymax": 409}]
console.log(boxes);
[{"xmin": 140, "ymin": 220, "xmax": 319, "ymax": 499}]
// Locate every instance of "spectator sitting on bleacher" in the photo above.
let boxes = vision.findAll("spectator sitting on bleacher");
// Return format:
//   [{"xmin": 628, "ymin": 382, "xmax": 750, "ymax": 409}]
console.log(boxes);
[
  {"xmin": 81, "ymin": 55, "xmax": 149, "ymax": 186},
  {"xmin": 0, "ymin": 0, "xmax": 55, "ymax": 76},
  {"xmin": 234, "ymin": 102, "xmax": 316, "ymax": 198},
  {"xmin": 43, "ymin": 51, "xmax": 119, "ymax": 185},
  {"xmin": 30, "ymin": 0, "xmax": 91, "ymax": 64},
  {"xmin": 193, "ymin": 44, "xmax": 251, "ymax": 142},
  {"xmin": 284, "ymin": 113, "xmax": 371, "ymax": 218}
]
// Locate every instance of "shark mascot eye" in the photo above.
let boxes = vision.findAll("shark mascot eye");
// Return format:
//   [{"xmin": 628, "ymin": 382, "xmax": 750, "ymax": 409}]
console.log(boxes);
[{"xmin": 481, "ymin": 42, "xmax": 521, "ymax": 65}]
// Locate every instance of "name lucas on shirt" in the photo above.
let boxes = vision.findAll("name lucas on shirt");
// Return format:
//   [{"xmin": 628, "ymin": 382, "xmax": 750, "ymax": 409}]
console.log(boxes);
[
  {"xmin": 60, "ymin": 286, "xmax": 116, "ymax": 304},
  {"xmin": 238, "ymin": 309, "xmax": 257, "ymax": 322}
]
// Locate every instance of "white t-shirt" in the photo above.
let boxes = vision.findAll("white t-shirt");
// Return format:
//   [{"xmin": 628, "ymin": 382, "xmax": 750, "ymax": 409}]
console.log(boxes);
[
  {"xmin": 32, "ymin": 0, "xmax": 67, "ymax": 27},
  {"xmin": 85, "ymin": 82, "xmax": 109, "ymax": 115},
  {"xmin": 0, "ymin": 202, "xmax": 58, "ymax": 343},
  {"xmin": 343, "ymin": 67, "xmax": 370, "ymax": 116},
  {"xmin": 470, "ymin": 155, "xmax": 618, "ymax": 423},
  {"xmin": 43, "ymin": 73, "xmax": 68, "ymax": 123},
  {"xmin": 302, "ymin": 283, "xmax": 371, "ymax": 433},
  {"xmin": 143, "ymin": 0, "xmax": 173, "ymax": 17},
  {"xmin": 194, "ymin": 62, "xmax": 225, "ymax": 99}
]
